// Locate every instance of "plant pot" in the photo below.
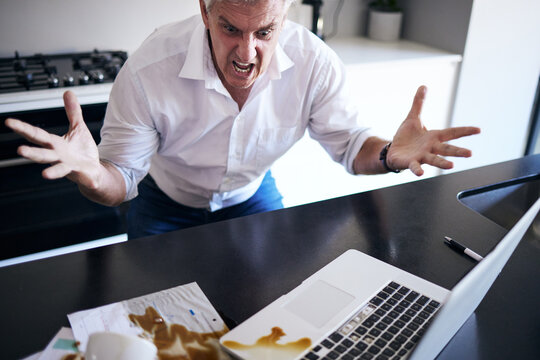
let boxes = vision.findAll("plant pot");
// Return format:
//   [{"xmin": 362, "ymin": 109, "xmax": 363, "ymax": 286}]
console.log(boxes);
[{"xmin": 367, "ymin": 9, "xmax": 403, "ymax": 42}]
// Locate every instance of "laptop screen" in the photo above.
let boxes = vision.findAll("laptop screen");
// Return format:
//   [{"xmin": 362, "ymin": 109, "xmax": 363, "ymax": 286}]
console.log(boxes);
[{"xmin": 409, "ymin": 196, "xmax": 540, "ymax": 360}]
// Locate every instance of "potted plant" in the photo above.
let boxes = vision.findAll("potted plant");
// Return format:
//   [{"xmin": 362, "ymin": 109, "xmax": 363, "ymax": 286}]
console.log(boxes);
[{"xmin": 367, "ymin": 0, "xmax": 403, "ymax": 42}]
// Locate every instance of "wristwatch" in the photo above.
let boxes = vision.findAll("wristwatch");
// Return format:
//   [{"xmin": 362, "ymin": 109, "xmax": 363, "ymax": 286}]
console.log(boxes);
[{"xmin": 379, "ymin": 142, "xmax": 401, "ymax": 173}]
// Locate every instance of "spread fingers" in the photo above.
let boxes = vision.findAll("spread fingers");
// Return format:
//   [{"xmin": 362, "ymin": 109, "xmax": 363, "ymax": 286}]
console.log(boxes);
[
  {"xmin": 433, "ymin": 143, "xmax": 472, "ymax": 158},
  {"xmin": 439, "ymin": 126, "xmax": 480, "ymax": 142},
  {"xmin": 42, "ymin": 162, "xmax": 71, "ymax": 179},
  {"xmin": 423, "ymin": 153, "xmax": 454, "ymax": 170},
  {"xmin": 5, "ymin": 118, "xmax": 57, "ymax": 147},
  {"xmin": 18, "ymin": 146, "xmax": 60, "ymax": 164}
]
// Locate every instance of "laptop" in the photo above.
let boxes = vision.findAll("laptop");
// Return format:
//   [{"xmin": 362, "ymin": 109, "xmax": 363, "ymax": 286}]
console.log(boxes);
[{"xmin": 220, "ymin": 196, "xmax": 540, "ymax": 360}]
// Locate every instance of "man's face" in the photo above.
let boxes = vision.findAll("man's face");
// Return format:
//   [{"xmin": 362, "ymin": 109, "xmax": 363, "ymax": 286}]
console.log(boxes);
[{"xmin": 200, "ymin": 0, "xmax": 288, "ymax": 91}]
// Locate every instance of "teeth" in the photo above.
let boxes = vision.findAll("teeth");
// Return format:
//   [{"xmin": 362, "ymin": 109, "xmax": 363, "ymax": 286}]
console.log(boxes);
[{"xmin": 233, "ymin": 61, "xmax": 252, "ymax": 73}]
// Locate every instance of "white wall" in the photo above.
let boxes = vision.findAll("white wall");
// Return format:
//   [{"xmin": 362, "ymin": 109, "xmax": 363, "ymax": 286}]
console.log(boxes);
[
  {"xmin": 0, "ymin": 0, "xmax": 200, "ymax": 57},
  {"xmin": 401, "ymin": 0, "xmax": 473, "ymax": 54},
  {"xmin": 448, "ymin": 0, "xmax": 540, "ymax": 172}
]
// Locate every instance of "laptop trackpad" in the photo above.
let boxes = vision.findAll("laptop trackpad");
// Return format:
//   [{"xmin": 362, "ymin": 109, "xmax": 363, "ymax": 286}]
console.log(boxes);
[{"xmin": 283, "ymin": 280, "xmax": 355, "ymax": 328}]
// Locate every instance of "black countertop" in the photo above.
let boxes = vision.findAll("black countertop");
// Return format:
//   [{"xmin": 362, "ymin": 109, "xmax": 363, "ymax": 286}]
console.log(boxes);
[{"xmin": 1, "ymin": 154, "xmax": 539, "ymax": 359}]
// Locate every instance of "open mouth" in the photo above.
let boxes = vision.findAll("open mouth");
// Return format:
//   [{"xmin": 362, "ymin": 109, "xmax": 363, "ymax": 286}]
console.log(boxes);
[{"xmin": 233, "ymin": 60, "xmax": 254, "ymax": 74}]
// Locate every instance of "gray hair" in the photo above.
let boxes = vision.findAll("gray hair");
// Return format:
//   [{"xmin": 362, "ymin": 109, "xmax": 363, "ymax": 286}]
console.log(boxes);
[{"xmin": 203, "ymin": 0, "xmax": 296, "ymax": 12}]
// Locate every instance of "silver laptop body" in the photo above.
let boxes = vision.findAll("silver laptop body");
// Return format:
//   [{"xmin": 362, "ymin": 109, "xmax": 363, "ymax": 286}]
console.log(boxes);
[{"xmin": 220, "ymin": 197, "xmax": 540, "ymax": 360}]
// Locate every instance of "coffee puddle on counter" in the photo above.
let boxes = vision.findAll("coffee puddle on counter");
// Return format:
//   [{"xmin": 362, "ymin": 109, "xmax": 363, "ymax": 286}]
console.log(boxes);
[
  {"xmin": 222, "ymin": 326, "xmax": 311, "ymax": 358},
  {"xmin": 62, "ymin": 355, "xmax": 83, "ymax": 360},
  {"xmin": 129, "ymin": 306, "xmax": 229, "ymax": 360}
]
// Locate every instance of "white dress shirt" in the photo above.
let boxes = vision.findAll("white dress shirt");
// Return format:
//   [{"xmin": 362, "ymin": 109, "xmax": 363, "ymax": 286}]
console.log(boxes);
[{"xmin": 98, "ymin": 15, "xmax": 372, "ymax": 211}]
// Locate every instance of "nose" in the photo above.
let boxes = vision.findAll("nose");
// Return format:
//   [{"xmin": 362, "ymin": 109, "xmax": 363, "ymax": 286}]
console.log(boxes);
[{"xmin": 236, "ymin": 35, "xmax": 257, "ymax": 62}]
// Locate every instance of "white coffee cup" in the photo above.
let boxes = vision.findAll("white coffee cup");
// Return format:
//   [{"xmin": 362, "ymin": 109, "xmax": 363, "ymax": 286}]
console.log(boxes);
[{"xmin": 85, "ymin": 332, "xmax": 157, "ymax": 360}]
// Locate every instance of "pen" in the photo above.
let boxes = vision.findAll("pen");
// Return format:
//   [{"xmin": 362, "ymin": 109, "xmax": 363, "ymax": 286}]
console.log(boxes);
[{"xmin": 444, "ymin": 236, "xmax": 484, "ymax": 262}]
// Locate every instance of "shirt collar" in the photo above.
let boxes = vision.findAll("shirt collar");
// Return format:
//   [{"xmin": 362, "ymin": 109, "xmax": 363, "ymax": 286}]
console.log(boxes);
[
  {"xmin": 267, "ymin": 39, "xmax": 295, "ymax": 80},
  {"xmin": 178, "ymin": 22, "xmax": 209, "ymax": 81},
  {"xmin": 178, "ymin": 21, "xmax": 295, "ymax": 85}
]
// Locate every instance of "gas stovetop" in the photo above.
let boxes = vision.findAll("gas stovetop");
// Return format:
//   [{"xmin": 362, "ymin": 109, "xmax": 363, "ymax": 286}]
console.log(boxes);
[
  {"xmin": 0, "ymin": 49, "xmax": 127, "ymax": 112},
  {"xmin": 0, "ymin": 50, "xmax": 129, "ymax": 253}
]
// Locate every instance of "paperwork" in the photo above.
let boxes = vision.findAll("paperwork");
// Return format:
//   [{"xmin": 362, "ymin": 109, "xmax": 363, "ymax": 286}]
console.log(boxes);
[
  {"xmin": 27, "ymin": 282, "xmax": 230, "ymax": 360},
  {"xmin": 68, "ymin": 282, "xmax": 230, "ymax": 359}
]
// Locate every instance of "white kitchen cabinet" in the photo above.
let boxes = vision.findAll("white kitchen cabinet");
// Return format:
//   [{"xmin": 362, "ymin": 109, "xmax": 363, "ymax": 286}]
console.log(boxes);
[{"xmin": 272, "ymin": 37, "xmax": 462, "ymax": 208}]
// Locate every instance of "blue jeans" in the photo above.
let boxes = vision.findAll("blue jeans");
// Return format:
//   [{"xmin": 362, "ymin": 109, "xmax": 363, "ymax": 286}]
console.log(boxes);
[{"xmin": 127, "ymin": 171, "xmax": 284, "ymax": 239}]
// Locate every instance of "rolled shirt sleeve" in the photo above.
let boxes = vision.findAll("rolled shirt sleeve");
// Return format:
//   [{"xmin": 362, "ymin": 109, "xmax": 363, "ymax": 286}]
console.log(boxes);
[
  {"xmin": 98, "ymin": 62, "xmax": 160, "ymax": 201},
  {"xmin": 306, "ymin": 42, "xmax": 374, "ymax": 174}
]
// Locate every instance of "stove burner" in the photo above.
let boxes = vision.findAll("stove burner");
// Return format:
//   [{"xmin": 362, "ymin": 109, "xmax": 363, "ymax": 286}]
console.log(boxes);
[{"xmin": 0, "ymin": 49, "xmax": 127, "ymax": 94}]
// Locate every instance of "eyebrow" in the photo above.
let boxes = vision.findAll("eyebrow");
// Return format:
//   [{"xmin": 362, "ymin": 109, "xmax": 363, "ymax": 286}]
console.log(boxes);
[{"xmin": 218, "ymin": 15, "xmax": 277, "ymax": 32}]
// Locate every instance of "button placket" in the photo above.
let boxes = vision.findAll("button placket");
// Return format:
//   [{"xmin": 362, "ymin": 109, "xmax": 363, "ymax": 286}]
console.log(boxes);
[{"xmin": 221, "ymin": 112, "xmax": 244, "ymax": 192}]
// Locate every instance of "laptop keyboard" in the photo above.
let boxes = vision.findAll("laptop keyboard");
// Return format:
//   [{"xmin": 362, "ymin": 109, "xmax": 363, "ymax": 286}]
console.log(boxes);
[{"xmin": 301, "ymin": 281, "xmax": 441, "ymax": 360}]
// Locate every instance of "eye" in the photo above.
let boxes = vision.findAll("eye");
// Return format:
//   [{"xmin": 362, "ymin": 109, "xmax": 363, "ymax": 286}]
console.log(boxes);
[
  {"xmin": 257, "ymin": 29, "xmax": 272, "ymax": 39},
  {"xmin": 223, "ymin": 24, "xmax": 237, "ymax": 33}
]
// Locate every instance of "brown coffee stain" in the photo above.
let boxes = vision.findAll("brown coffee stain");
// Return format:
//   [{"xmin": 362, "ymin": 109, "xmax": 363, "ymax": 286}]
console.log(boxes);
[
  {"xmin": 129, "ymin": 306, "xmax": 229, "ymax": 360},
  {"xmin": 222, "ymin": 326, "xmax": 311, "ymax": 356},
  {"xmin": 61, "ymin": 355, "xmax": 83, "ymax": 360}
]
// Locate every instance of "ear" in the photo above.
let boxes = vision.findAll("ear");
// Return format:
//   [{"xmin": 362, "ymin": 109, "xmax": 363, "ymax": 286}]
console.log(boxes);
[
  {"xmin": 280, "ymin": 3, "xmax": 291, "ymax": 30},
  {"xmin": 281, "ymin": 13, "xmax": 288, "ymax": 30},
  {"xmin": 199, "ymin": 0, "xmax": 210, "ymax": 29}
]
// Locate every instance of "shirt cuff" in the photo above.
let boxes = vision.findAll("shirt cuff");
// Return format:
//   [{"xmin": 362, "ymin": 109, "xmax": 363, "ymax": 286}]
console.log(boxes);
[{"xmin": 344, "ymin": 128, "xmax": 377, "ymax": 175}]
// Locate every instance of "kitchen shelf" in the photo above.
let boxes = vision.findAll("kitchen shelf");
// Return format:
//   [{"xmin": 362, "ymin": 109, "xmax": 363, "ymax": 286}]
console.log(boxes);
[{"xmin": 327, "ymin": 36, "xmax": 462, "ymax": 67}]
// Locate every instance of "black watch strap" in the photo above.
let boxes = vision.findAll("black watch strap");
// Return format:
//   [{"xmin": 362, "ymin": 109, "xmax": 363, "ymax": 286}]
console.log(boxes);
[{"xmin": 379, "ymin": 142, "xmax": 401, "ymax": 173}]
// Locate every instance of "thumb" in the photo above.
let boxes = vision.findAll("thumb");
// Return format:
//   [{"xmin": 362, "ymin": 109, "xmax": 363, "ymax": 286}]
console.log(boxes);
[
  {"xmin": 406, "ymin": 85, "xmax": 427, "ymax": 120},
  {"xmin": 63, "ymin": 90, "xmax": 84, "ymax": 129}
]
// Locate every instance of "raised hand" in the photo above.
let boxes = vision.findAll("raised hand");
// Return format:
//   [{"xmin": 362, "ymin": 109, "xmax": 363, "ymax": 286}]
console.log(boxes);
[
  {"xmin": 387, "ymin": 86, "xmax": 481, "ymax": 176},
  {"xmin": 5, "ymin": 91, "xmax": 101, "ymax": 189}
]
